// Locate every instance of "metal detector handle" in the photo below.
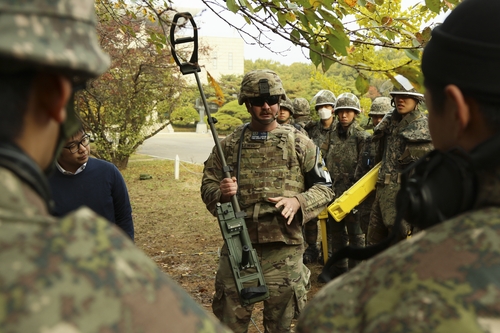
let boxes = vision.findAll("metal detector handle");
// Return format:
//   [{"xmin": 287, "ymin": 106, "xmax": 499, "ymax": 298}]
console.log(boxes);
[
  {"xmin": 169, "ymin": 12, "xmax": 241, "ymax": 213},
  {"xmin": 170, "ymin": 12, "xmax": 200, "ymax": 75}
]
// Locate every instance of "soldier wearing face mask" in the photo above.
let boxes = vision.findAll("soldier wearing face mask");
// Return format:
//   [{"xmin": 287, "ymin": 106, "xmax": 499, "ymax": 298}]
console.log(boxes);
[{"xmin": 302, "ymin": 90, "xmax": 337, "ymax": 264}]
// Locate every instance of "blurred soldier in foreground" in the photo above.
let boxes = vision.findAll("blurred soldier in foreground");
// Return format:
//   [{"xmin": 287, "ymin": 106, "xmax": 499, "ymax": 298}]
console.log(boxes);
[
  {"xmin": 0, "ymin": 1, "xmax": 230, "ymax": 332},
  {"xmin": 366, "ymin": 76, "xmax": 433, "ymax": 245},
  {"xmin": 201, "ymin": 69, "xmax": 334, "ymax": 333},
  {"xmin": 321, "ymin": 93, "xmax": 370, "ymax": 279},
  {"xmin": 298, "ymin": 0, "xmax": 500, "ymax": 331},
  {"xmin": 303, "ymin": 89, "xmax": 337, "ymax": 264}
]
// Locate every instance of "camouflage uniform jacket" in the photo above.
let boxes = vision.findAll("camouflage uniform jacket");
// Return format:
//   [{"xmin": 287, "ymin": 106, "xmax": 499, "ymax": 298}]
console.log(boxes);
[
  {"xmin": 305, "ymin": 119, "xmax": 337, "ymax": 157},
  {"xmin": 373, "ymin": 109, "xmax": 433, "ymax": 185},
  {"xmin": 354, "ymin": 133, "xmax": 377, "ymax": 181},
  {"xmin": 201, "ymin": 124, "xmax": 334, "ymax": 245},
  {"xmin": 0, "ymin": 166, "xmax": 230, "ymax": 333},
  {"xmin": 297, "ymin": 164, "xmax": 500, "ymax": 333},
  {"xmin": 324, "ymin": 120, "xmax": 370, "ymax": 196}
]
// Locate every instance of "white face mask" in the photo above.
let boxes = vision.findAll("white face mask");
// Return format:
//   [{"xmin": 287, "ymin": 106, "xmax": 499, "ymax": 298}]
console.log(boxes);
[{"xmin": 318, "ymin": 107, "xmax": 332, "ymax": 120}]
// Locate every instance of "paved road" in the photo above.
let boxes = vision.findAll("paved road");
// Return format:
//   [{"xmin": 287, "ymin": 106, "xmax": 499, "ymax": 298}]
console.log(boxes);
[{"xmin": 137, "ymin": 132, "xmax": 218, "ymax": 164}]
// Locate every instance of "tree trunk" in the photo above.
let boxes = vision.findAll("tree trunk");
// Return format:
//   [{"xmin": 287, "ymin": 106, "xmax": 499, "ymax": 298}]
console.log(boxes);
[{"xmin": 113, "ymin": 156, "xmax": 129, "ymax": 170}]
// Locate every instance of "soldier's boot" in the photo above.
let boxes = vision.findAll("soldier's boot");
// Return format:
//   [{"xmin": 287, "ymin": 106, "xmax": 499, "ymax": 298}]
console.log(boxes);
[{"xmin": 348, "ymin": 234, "xmax": 366, "ymax": 269}]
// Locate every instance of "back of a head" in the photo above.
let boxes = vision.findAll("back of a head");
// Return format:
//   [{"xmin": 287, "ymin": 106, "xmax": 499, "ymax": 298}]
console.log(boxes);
[
  {"xmin": 422, "ymin": 0, "xmax": 500, "ymax": 104},
  {"xmin": 238, "ymin": 69, "xmax": 287, "ymax": 105},
  {"xmin": 293, "ymin": 98, "xmax": 310, "ymax": 116},
  {"xmin": 369, "ymin": 96, "xmax": 392, "ymax": 116},
  {"xmin": 0, "ymin": 0, "xmax": 110, "ymax": 80}
]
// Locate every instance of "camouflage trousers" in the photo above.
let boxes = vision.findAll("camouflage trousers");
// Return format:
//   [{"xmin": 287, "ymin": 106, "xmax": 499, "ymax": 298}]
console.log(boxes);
[
  {"xmin": 303, "ymin": 218, "xmax": 318, "ymax": 246},
  {"xmin": 367, "ymin": 183, "xmax": 410, "ymax": 245},
  {"xmin": 213, "ymin": 243, "xmax": 310, "ymax": 333},
  {"xmin": 329, "ymin": 213, "xmax": 365, "ymax": 271}
]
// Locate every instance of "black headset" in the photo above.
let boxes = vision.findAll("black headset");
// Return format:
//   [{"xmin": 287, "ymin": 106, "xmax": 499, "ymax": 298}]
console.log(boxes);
[{"xmin": 318, "ymin": 134, "xmax": 500, "ymax": 283}]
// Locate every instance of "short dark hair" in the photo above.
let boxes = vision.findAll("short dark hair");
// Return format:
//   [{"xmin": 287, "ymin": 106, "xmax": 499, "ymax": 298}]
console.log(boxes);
[
  {"xmin": 0, "ymin": 72, "xmax": 36, "ymax": 141},
  {"xmin": 425, "ymin": 79, "xmax": 500, "ymax": 132}
]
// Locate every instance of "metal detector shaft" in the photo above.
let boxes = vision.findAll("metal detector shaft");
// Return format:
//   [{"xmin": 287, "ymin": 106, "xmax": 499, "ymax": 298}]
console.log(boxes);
[{"xmin": 170, "ymin": 12, "xmax": 269, "ymax": 306}]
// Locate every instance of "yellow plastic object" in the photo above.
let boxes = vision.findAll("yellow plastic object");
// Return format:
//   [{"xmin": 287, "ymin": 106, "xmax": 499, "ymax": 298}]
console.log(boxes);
[
  {"xmin": 317, "ymin": 209, "xmax": 329, "ymax": 265},
  {"xmin": 327, "ymin": 162, "xmax": 381, "ymax": 222}
]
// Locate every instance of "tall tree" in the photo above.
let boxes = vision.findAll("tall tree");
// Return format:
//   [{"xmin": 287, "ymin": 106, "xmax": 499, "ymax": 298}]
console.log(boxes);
[{"xmin": 78, "ymin": 4, "xmax": 186, "ymax": 169}]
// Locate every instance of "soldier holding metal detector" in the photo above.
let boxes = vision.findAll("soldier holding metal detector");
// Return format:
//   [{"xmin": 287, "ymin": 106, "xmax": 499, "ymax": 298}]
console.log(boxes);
[
  {"xmin": 201, "ymin": 69, "xmax": 334, "ymax": 332},
  {"xmin": 170, "ymin": 14, "xmax": 333, "ymax": 332}
]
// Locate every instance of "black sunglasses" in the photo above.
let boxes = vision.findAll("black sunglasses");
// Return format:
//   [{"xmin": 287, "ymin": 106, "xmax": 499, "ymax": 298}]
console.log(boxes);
[{"xmin": 248, "ymin": 95, "xmax": 281, "ymax": 107}]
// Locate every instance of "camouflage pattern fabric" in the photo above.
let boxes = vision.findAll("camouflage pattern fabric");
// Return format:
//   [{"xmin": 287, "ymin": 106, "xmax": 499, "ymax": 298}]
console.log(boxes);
[
  {"xmin": 297, "ymin": 166, "xmax": 500, "ymax": 333},
  {"xmin": 213, "ymin": 243, "xmax": 309, "ymax": 333},
  {"xmin": 201, "ymin": 124, "xmax": 333, "ymax": 332},
  {"xmin": 280, "ymin": 97, "xmax": 294, "ymax": 114},
  {"xmin": 305, "ymin": 120, "xmax": 337, "ymax": 157},
  {"xmin": 0, "ymin": 167, "xmax": 231, "ymax": 333},
  {"xmin": 325, "ymin": 121, "xmax": 369, "ymax": 196},
  {"xmin": 303, "ymin": 217, "xmax": 319, "ymax": 249},
  {"xmin": 323, "ymin": 120, "xmax": 369, "ymax": 271},
  {"xmin": 238, "ymin": 69, "xmax": 286, "ymax": 105},
  {"xmin": 368, "ymin": 109, "xmax": 433, "ymax": 245},
  {"xmin": 354, "ymin": 134, "xmax": 378, "ymax": 236},
  {"xmin": 0, "ymin": 0, "xmax": 110, "ymax": 79},
  {"xmin": 293, "ymin": 98, "xmax": 311, "ymax": 116},
  {"xmin": 201, "ymin": 124, "xmax": 334, "ymax": 235}
]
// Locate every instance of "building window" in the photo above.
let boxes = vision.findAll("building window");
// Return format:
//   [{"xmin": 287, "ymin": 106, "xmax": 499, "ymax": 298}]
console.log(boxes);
[
  {"xmin": 228, "ymin": 52, "xmax": 233, "ymax": 70},
  {"xmin": 212, "ymin": 52, "xmax": 217, "ymax": 69}
]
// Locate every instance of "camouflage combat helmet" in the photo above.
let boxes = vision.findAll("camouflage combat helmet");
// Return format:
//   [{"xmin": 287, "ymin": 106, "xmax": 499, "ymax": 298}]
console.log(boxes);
[
  {"xmin": 0, "ymin": 0, "xmax": 110, "ymax": 81},
  {"xmin": 368, "ymin": 96, "xmax": 392, "ymax": 116},
  {"xmin": 389, "ymin": 75, "xmax": 425, "ymax": 102},
  {"xmin": 280, "ymin": 97, "xmax": 294, "ymax": 114},
  {"xmin": 238, "ymin": 69, "xmax": 287, "ymax": 105},
  {"xmin": 293, "ymin": 98, "xmax": 310, "ymax": 116},
  {"xmin": 335, "ymin": 93, "xmax": 361, "ymax": 114},
  {"xmin": 311, "ymin": 90, "xmax": 336, "ymax": 109}
]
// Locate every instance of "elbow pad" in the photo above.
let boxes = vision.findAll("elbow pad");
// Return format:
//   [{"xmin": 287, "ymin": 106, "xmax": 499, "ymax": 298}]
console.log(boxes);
[{"xmin": 305, "ymin": 147, "xmax": 332, "ymax": 189}]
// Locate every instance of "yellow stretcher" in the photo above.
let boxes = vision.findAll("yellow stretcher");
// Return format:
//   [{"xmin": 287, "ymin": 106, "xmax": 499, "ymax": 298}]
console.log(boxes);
[{"xmin": 318, "ymin": 162, "xmax": 381, "ymax": 264}]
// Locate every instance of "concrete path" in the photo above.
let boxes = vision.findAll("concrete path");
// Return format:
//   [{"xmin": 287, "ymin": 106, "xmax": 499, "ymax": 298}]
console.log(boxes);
[{"xmin": 137, "ymin": 132, "xmax": 218, "ymax": 164}]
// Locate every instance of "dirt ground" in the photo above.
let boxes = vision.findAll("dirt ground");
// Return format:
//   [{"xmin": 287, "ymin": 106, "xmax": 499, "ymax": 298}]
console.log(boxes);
[{"xmin": 123, "ymin": 158, "xmax": 327, "ymax": 333}]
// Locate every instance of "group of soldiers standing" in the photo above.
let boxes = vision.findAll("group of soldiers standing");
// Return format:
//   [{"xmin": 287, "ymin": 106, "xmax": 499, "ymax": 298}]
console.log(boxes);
[
  {"xmin": 200, "ymin": 68, "xmax": 434, "ymax": 332},
  {"xmin": 274, "ymin": 83, "xmax": 434, "ymax": 280}
]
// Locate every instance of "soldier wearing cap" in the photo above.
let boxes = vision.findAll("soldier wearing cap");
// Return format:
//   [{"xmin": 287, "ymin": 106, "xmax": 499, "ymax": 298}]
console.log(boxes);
[
  {"xmin": 0, "ymin": 1, "xmax": 231, "ymax": 332},
  {"xmin": 201, "ymin": 69, "xmax": 334, "ymax": 333},
  {"xmin": 366, "ymin": 76, "xmax": 433, "ymax": 246},
  {"xmin": 320, "ymin": 93, "xmax": 370, "ymax": 280}
]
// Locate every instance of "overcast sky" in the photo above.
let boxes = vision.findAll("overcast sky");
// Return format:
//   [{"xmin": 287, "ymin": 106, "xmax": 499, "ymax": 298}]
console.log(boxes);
[{"xmin": 172, "ymin": 0, "xmax": 447, "ymax": 65}]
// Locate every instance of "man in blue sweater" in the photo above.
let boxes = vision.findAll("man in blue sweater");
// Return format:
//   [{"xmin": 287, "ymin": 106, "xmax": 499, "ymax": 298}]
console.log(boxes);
[{"xmin": 49, "ymin": 129, "xmax": 134, "ymax": 240}]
